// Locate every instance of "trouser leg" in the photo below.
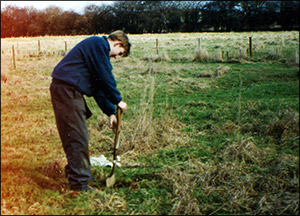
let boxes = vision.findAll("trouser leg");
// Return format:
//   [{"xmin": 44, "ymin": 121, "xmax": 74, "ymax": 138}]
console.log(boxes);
[{"xmin": 50, "ymin": 81, "xmax": 91, "ymax": 190}]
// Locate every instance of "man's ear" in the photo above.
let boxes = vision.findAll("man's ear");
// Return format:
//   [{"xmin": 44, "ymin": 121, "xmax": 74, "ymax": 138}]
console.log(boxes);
[{"xmin": 114, "ymin": 41, "xmax": 122, "ymax": 47}]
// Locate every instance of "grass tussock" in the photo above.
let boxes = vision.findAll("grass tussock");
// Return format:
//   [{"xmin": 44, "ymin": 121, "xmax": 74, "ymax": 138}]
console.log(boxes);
[
  {"xmin": 288, "ymin": 49, "xmax": 299, "ymax": 66},
  {"xmin": 223, "ymin": 137, "xmax": 263, "ymax": 164},
  {"xmin": 87, "ymin": 192, "xmax": 128, "ymax": 214},
  {"xmin": 118, "ymin": 74, "xmax": 189, "ymax": 159},
  {"xmin": 266, "ymin": 109, "xmax": 299, "ymax": 147},
  {"xmin": 161, "ymin": 166, "xmax": 203, "ymax": 215},
  {"xmin": 194, "ymin": 49, "xmax": 210, "ymax": 62},
  {"xmin": 196, "ymin": 65, "xmax": 231, "ymax": 78},
  {"xmin": 141, "ymin": 51, "xmax": 171, "ymax": 63},
  {"xmin": 215, "ymin": 65, "xmax": 231, "ymax": 77}
]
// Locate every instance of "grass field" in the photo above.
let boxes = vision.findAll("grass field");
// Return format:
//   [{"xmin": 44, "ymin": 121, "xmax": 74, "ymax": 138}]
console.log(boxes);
[{"xmin": 1, "ymin": 31, "xmax": 299, "ymax": 215}]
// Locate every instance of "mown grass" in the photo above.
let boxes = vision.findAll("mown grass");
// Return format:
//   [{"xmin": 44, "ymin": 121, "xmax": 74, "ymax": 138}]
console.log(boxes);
[{"xmin": 1, "ymin": 31, "xmax": 299, "ymax": 215}]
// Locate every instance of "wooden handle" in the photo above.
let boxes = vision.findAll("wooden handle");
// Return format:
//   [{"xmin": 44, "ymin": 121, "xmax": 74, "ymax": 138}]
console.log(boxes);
[
  {"xmin": 117, "ymin": 107, "xmax": 123, "ymax": 130},
  {"xmin": 114, "ymin": 107, "xmax": 123, "ymax": 151}
]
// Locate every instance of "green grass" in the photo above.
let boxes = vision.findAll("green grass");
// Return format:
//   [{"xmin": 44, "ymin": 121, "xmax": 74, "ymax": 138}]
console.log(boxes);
[{"xmin": 1, "ymin": 31, "xmax": 299, "ymax": 215}]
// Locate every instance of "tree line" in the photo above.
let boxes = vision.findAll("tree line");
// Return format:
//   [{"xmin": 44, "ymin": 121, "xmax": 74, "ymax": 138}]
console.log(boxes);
[{"xmin": 1, "ymin": 1, "xmax": 299, "ymax": 38}]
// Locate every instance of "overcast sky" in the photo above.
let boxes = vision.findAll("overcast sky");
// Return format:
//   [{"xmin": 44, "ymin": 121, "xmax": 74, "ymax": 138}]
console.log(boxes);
[{"xmin": 1, "ymin": 1, "xmax": 113, "ymax": 14}]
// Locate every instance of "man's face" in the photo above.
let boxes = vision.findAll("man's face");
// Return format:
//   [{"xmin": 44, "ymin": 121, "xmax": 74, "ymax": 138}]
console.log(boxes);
[{"xmin": 110, "ymin": 42, "xmax": 125, "ymax": 59}]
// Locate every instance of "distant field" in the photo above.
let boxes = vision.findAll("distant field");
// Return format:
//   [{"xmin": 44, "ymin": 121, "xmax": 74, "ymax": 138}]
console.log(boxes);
[
  {"xmin": 1, "ymin": 31, "xmax": 299, "ymax": 62},
  {"xmin": 1, "ymin": 31, "xmax": 299, "ymax": 215}
]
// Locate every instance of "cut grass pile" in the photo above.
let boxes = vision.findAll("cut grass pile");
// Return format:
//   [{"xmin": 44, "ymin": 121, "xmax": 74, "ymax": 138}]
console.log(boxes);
[{"xmin": 1, "ymin": 31, "xmax": 299, "ymax": 215}]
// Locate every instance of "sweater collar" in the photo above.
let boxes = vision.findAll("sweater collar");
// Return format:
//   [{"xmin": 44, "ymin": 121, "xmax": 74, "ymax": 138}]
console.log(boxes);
[{"xmin": 103, "ymin": 36, "xmax": 110, "ymax": 52}]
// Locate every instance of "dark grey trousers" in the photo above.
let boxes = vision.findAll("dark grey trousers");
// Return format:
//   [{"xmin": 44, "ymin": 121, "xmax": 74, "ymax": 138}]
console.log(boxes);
[{"xmin": 50, "ymin": 79, "xmax": 92, "ymax": 191}]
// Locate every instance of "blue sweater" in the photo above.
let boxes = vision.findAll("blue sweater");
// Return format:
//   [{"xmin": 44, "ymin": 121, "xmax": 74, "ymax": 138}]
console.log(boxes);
[{"xmin": 51, "ymin": 36, "xmax": 122, "ymax": 116}]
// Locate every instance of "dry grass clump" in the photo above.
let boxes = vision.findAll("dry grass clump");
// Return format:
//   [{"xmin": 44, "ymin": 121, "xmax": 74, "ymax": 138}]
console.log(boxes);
[
  {"xmin": 250, "ymin": 167, "xmax": 299, "ymax": 214},
  {"xmin": 215, "ymin": 65, "xmax": 231, "ymax": 77},
  {"xmin": 223, "ymin": 137, "xmax": 263, "ymax": 164},
  {"xmin": 141, "ymin": 51, "xmax": 171, "ymax": 62},
  {"xmin": 88, "ymin": 191, "xmax": 127, "ymax": 214},
  {"xmin": 194, "ymin": 49, "xmax": 210, "ymax": 62},
  {"xmin": 221, "ymin": 120, "xmax": 240, "ymax": 134},
  {"xmin": 193, "ymin": 49, "xmax": 246, "ymax": 63},
  {"xmin": 195, "ymin": 65, "xmax": 230, "ymax": 78},
  {"xmin": 119, "ymin": 73, "xmax": 188, "ymax": 158},
  {"xmin": 288, "ymin": 49, "xmax": 299, "ymax": 66},
  {"xmin": 265, "ymin": 109, "xmax": 299, "ymax": 146},
  {"xmin": 119, "ymin": 109, "xmax": 189, "ymax": 159},
  {"xmin": 161, "ymin": 166, "xmax": 202, "ymax": 215},
  {"xmin": 41, "ymin": 160, "xmax": 65, "ymax": 180}
]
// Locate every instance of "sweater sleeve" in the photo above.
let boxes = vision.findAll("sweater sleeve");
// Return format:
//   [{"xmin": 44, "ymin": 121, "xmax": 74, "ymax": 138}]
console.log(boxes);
[
  {"xmin": 93, "ymin": 89, "xmax": 116, "ymax": 116},
  {"xmin": 83, "ymin": 36, "xmax": 122, "ymax": 105}
]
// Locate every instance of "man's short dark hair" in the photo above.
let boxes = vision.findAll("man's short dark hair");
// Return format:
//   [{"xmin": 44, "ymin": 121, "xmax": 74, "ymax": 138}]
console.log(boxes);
[{"xmin": 108, "ymin": 30, "xmax": 131, "ymax": 57}]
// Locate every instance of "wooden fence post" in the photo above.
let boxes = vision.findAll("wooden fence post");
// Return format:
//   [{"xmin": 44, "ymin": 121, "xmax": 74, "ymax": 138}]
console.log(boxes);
[
  {"xmin": 38, "ymin": 40, "xmax": 41, "ymax": 53},
  {"xmin": 198, "ymin": 38, "xmax": 201, "ymax": 52},
  {"xmin": 65, "ymin": 41, "xmax": 67, "ymax": 52},
  {"xmin": 12, "ymin": 45, "xmax": 16, "ymax": 69},
  {"xmin": 156, "ymin": 38, "xmax": 159, "ymax": 54},
  {"xmin": 249, "ymin": 37, "xmax": 252, "ymax": 58}
]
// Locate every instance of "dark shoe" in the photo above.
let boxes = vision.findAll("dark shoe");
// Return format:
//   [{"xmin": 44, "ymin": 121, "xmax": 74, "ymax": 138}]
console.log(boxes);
[
  {"xmin": 70, "ymin": 185, "xmax": 95, "ymax": 192},
  {"xmin": 84, "ymin": 186, "xmax": 95, "ymax": 192}
]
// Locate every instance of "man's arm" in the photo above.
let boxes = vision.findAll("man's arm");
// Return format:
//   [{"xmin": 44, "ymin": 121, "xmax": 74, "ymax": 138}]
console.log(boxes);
[{"xmin": 93, "ymin": 90, "xmax": 116, "ymax": 116}]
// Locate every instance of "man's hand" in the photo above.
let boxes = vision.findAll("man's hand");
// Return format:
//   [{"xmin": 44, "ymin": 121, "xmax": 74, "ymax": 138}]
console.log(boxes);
[
  {"xmin": 109, "ymin": 114, "xmax": 117, "ymax": 133},
  {"xmin": 110, "ymin": 102, "xmax": 126, "ymax": 132},
  {"xmin": 118, "ymin": 101, "xmax": 127, "ymax": 111}
]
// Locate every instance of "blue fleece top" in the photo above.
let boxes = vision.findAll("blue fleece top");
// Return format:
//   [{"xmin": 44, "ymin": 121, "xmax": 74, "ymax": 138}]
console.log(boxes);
[{"xmin": 51, "ymin": 36, "xmax": 122, "ymax": 116}]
